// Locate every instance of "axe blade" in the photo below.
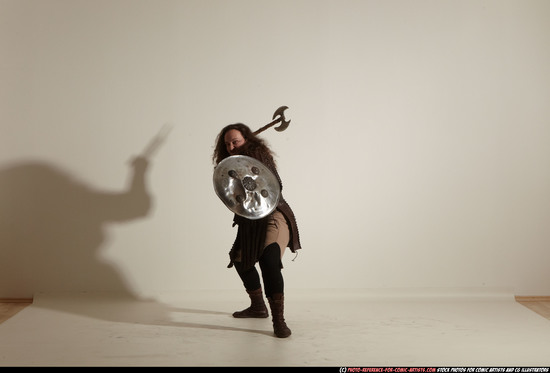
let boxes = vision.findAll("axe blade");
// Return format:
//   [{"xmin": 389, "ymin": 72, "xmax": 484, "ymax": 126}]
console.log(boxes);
[
  {"xmin": 274, "ymin": 119, "xmax": 290, "ymax": 132},
  {"xmin": 273, "ymin": 106, "xmax": 290, "ymax": 132}
]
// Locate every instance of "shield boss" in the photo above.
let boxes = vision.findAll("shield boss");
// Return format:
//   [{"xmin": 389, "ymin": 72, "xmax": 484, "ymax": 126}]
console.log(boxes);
[{"xmin": 213, "ymin": 155, "xmax": 280, "ymax": 219}]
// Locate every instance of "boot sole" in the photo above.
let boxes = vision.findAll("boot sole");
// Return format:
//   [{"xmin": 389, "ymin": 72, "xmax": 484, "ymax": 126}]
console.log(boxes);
[{"xmin": 232, "ymin": 313, "xmax": 269, "ymax": 318}]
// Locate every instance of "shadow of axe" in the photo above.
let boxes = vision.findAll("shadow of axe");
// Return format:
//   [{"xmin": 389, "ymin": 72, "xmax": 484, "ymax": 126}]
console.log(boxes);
[{"xmin": 140, "ymin": 123, "xmax": 174, "ymax": 159}]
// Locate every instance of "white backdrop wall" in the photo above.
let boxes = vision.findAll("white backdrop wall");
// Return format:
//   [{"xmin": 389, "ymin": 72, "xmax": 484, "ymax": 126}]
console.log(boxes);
[{"xmin": 1, "ymin": 0, "xmax": 549, "ymax": 299}]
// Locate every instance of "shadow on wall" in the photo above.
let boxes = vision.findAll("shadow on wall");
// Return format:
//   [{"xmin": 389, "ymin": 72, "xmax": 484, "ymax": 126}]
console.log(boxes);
[
  {"xmin": 0, "ymin": 125, "xmax": 173, "ymax": 299},
  {"xmin": 0, "ymin": 156, "xmax": 152, "ymax": 299}
]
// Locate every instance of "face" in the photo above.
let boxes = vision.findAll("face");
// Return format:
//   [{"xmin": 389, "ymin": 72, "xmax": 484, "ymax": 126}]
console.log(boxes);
[{"xmin": 224, "ymin": 129, "xmax": 246, "ymax": 155}]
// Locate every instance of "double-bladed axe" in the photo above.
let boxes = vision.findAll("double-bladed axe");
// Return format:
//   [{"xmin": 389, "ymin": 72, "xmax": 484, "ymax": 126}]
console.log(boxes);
[{"xmin": 253, "ymin": 106, "xmax": 291, "ymax": 135}]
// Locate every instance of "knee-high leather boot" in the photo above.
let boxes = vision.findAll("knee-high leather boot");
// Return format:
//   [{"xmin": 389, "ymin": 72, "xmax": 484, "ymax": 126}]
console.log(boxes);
[
  {"xmin": 233, "ymin": 287, "xmax": 269, "ymax": 318},
  {"xmin": 268, "ymin": 293, "xmax": 291, "ymax": 338}
]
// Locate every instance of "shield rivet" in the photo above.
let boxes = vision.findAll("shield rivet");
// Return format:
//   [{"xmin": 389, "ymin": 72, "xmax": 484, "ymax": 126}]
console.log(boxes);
[{"xmin": 242, "ymin": 176, "xmax": 257, "ymax": 191}]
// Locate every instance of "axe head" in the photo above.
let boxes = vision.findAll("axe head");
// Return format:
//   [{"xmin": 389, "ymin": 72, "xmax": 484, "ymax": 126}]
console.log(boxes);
[{"xmin": 272, "ymin": 106, "xmax": 291, "ymax": 132}]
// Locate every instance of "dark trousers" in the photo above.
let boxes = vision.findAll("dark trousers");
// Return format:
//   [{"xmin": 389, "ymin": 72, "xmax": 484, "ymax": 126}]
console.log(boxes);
[{"xmin": 233, "ymin": 242, "xmax": 284, "ymax": 298}]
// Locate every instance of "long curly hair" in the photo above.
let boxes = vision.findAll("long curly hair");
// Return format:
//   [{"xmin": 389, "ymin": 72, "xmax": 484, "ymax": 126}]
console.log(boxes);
[{"xmin": 212, "ymin": 123, "xmax": 276, "ymax": 167}]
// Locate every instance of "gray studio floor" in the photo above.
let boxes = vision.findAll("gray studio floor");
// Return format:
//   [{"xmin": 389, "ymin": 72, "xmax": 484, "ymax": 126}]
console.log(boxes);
[{"xmin": 1, "ymin": 289, "xmax": 550, "ymax": 367}]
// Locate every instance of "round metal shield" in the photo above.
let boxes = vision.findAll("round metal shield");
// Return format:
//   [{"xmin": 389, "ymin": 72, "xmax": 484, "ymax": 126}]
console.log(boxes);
[{"xmin": 213, "ymin": 155, "xmax": 280, "ymax": 220}]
